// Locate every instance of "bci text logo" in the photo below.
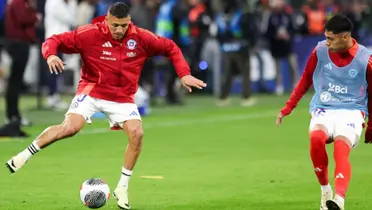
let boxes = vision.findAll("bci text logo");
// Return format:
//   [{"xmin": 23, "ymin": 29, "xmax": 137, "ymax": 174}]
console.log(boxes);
[{"xmin": 328, "ymin": 83, "xmax": 348, "ymax": 94}]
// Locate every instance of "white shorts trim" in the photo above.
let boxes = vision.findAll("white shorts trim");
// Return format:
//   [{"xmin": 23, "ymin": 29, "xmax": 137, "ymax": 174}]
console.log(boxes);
[
  {"xmin": 66, "ymin": 94, "xmax": 142, "ymax": 129},
  {"xmin": 309, "ymin": 109, "xmax": 365, "ymax": 147}
]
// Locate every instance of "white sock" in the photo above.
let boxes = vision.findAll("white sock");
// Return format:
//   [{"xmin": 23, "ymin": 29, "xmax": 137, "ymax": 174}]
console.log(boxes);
[
  {"xmin": 19, "ymin": 141, "xmax": 40, "ymax": 161},
  {"xmin": 118, "ymin": 167, "xmax": 132, "ymax": 188},
  {"xmin": 335, "ymin": 194, "xmax": 345, "ymax": 206},
  {"xmin": 321, "ymin": 184, "xmax": 332, "ymax": 191}
]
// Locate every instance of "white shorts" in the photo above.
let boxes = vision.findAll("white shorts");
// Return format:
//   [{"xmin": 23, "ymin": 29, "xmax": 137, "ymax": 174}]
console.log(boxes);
[
  {"xmin": 66, "ymin": 94, "xmax": 142, "ymax": 129},
  {"xmin": 309, "ymin": 108, "xmax": 365, "ymax": 147}
]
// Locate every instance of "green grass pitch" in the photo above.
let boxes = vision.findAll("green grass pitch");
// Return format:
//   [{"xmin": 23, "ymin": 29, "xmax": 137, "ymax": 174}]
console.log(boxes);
[{"xmin": 0, "ymin": 94, "xmax": 371, "ymax": 210}]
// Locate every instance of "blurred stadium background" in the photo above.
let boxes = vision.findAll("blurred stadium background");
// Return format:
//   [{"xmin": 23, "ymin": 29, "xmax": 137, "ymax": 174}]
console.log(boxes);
[{"xmin": 1, "ymin": 0, "xmax": 372, "ymax": 209}]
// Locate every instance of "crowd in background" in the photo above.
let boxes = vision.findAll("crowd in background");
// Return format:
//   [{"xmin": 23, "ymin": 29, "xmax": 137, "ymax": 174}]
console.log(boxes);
[{"xmin": 0, "ymin": 0, "xmax": 372, "ymax": 125}]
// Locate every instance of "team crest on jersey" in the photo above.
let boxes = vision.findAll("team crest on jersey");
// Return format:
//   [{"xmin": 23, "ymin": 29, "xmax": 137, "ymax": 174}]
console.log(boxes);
[
  {"xmin": 348, "ymin": 69, "xmax": 358, "ymax": 78},
  {"xmin": 127, "ymin": 39, "xmax": 137, "ymax": 50}
]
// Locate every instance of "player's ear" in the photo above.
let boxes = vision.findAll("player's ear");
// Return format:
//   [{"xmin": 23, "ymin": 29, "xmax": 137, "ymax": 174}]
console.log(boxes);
[
  {"xmin": 105, "ymin": 13, "xmax": 111, "ymax": 22},
  {"xmin": 342, "ymin": 32, "xmax": 350, "ymax": 40}
]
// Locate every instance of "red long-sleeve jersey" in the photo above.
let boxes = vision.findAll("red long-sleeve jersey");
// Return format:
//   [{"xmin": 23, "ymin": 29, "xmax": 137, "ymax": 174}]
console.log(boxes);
[
  {"xmin": 281, "ymin": 39, "xmax": 372, "ymax": 126},
  {"xmin": 42, "ymin": 22, "xmax": 190, "ymax": 103}
]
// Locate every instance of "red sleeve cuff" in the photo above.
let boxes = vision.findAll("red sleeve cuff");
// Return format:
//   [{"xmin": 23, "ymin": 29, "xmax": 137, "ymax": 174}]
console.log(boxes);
[
  {"xmin": 280, "ymin": 106, "xmax": 292, "ymax": 116},
  {"xmin": 43, "ymin": 53, "xmax": 54, "ymax": 60},
  {"xmin": 177, "ymin": 71, "xmax": 191, "ymax": 79}
]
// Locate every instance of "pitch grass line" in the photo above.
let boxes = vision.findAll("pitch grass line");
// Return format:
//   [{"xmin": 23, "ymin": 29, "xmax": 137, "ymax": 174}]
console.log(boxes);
[
  {"xmin": 79, "ymin": 110, "xmax": 282, "ymax": 135},
  {"xmin": 0, "ymin": 108, "xmax": 306, "ymax": 143},
  {"xmin": 0, "ymin": 110, "xmax": 279, "ymax": 143}
]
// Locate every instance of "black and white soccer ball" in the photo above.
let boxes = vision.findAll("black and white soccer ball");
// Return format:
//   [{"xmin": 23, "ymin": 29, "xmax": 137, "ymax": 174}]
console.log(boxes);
[{"xmin": 79, "ymin": 178, "xmax": 110, "ymax": 209}]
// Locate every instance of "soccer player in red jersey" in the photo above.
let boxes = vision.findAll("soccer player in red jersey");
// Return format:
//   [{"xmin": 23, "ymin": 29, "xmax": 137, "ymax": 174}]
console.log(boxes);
[
  {"xmin": 276, "ymin": 15, "xmax": 372, "ymax": 210},
  {"xmin": 6, "ymin": 2, "xmax": 206, "ymax": 209}
]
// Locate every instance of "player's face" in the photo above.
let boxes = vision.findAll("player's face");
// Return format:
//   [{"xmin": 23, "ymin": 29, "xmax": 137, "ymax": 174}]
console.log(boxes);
[
  {"xmin": 324, "ymin": 30, "xmax": 350, "ymax": 52},
  {"xmin": 106, "ymin": 14, "xmax": 131, "ymax": 40}
]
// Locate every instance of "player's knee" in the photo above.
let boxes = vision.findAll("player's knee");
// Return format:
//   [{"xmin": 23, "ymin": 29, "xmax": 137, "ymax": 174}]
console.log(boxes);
[
  {"xmin": 127, "ymin": 125, "xmax": 144, "ymax": 140},
  {"xmin": 127, "ymin": 127, "xmax": 143, "ymax": 149},
  {"xmin": 334, "ymin": 136, "xmax": 353, "ymax": 148},
  {"xmin": 59, "ymin": 122, "xmax": 81, "ymax": 138},
  {"xmin": 310, "ymin": 130, "xmax": 328, "ymax": 148}
]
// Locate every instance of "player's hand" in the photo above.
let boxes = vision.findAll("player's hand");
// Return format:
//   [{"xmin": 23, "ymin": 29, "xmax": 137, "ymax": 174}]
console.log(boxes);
[
  {"xmin": 180, "ymin": 75, "xmax": 207, "ymax": 92},
  {"xmin": 47, "ymin": 55, "xmax": 64, "ymax": 75},
  {"xmin": 364, "ymin": 127, "xmax": 372, "ymax": 144},
  {"xmin": 276, "ymin": 111, "xmax": 285, "ymax": 127}
]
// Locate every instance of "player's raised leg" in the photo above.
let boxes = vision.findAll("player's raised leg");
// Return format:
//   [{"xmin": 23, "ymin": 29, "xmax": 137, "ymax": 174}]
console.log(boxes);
[
  {"xmin": 6, "ymin": 113, "xmax": 86, "ymax": 173},
  {"xmin": 309, "ymin": 123, "xmax": 333, "ymax": 210},
  {"xmin": 6, "ymin": 94, "xmax": 97, "ymax": 173},
  {"xmin": 113, "ymin": 119, "xmax": 143, "ymax": 210}
]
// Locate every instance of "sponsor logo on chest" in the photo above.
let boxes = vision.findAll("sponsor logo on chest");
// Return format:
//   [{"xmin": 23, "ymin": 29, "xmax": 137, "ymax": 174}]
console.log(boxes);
[{"xmin": 99, "ymin": 39, "xmax": 139, "ymax": 60}]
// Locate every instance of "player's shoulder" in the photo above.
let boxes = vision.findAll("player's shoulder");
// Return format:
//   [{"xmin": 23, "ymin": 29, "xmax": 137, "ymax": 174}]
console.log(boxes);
[
  {"xmin": 134, "ymin": 25, "xmax": 160, "ymax": 40},
  {"xmin": 315, "ymin": 40, "xmax": 327, "ymax": 48},
  {"xmin": 355, "ymin": 43, "xmax": 372, "ymax": 63},
  {"xmin": 76, "ymin": 24, "xmax": 100, "ymax": 36},
  {"xmin": 73, "ymin": 24, "xmax": 103, "ymax": 46},
  {"xmin": 313, "ymin": 40, "xmax": 327, "ymax": 54},
  {"xmin": 357, "ymin": 43, "xmax": 371, "ymax": 53}
]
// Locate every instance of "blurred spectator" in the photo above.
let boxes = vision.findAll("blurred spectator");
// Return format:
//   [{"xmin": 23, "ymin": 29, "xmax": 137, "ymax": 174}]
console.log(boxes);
[
  {"xmin": 323, "ymin": 0, "xmax": 340, "ymax": 21},
  {"xmin": 155, "ymin": 0, "xmax": 191, "ymax": 105},
  {"xmin": 130, "ymin": 0, "xmax": 159, "ymax": 104},
  {"xmin": 5, "ymin": 0, "xmax": 42, "ymax": 126},
  {"xmin": 0, "ymin": 0, "xmax": 4, "ymax": 38},
  {"xmin": 188, "ymin": 0, "xmax": 210, "ymax": 65},
  {"xmin": 44, "ymin": 0, "xmax": 77, "ymax": 110},
  {"xmin": 76, "ymin": 0, "xmax": 99, "ymax": 26},
  {"xmin": 188, "ymin": 0, "xmax": 221, "ymax": 96},
  {"xmin": 266, "ymin": 0, "xmax": 298, "ymax": 95},
  {"xmin": 0, "ymin": 0, "xmax": 5, "ymax": 78},
  {"xmin": 359, "ymin": 1, "xmax": 372, "ymax": 40},
  {"xmin": 301, "ymin": 0, "xmax": 325, "ymax": 35},
  {"xmin": 250, "ymin": 0, "xmax": 277, "ymax": 93},
  {"xmin": 216, "ymin": 0, "xmax": 258, "ymax": 107},
  {"xmin": 130, "ymin": 0, "xmax": 158, "ymax": 30},
  {"xmin": 342, "ymin": 1, "xmax": 363, "ymax": 42}
]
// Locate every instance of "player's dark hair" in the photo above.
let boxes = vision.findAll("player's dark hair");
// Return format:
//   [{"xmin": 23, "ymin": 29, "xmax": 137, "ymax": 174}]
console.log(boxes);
[
  {"xmin": 324, "ymin": 14, "xmax": 353, "ymax": 34},
  {"xmin": 109, "ymin": 2, "xmax": 130, "ymax": 18}
]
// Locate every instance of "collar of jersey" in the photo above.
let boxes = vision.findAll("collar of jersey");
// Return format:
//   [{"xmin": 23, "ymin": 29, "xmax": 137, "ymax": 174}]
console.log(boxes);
[{"xmin": 100, "ymin": 22, "xmax": 137, "ymax": 46}]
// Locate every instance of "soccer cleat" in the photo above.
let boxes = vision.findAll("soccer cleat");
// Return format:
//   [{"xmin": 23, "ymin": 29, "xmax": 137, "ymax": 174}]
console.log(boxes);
[
  {"xmin": 216, "ymin": 99, "xmax": 230, "ymax": 107},
  {"xmin": 326, "ymin": 195, "xmax": 344, "ymax": 210},
  {"xmin": 6, "ymin": 156, "xmax": 27, "ymax": 173},
  {"xmin": 240, "ymin": 98, "xmax": 257, "ymax": 107},
  {"xmin": 275, "ymin": 85, "xmax": 284, "ymax": 96},
  {"xmin": 113, "ymin": 186, "xmax": 131, "ymax": 209},
  {"xmin": 5, "ymin": 117, "xmax": 32, "ymax": 127},
  {"xmin": 46, "ymin": 94, "xmax": 69, "ymax": 110},
  {"xmin": 320, "ymin": 189, "xmax": 333, "ymax": 210}
]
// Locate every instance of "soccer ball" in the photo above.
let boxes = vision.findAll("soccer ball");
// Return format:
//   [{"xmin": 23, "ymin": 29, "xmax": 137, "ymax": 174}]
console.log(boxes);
[{"xmin": 79, "ymin": 178, "xmax": 110, "ymax": 209}]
